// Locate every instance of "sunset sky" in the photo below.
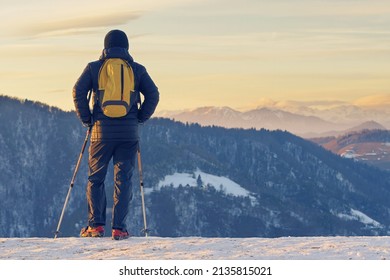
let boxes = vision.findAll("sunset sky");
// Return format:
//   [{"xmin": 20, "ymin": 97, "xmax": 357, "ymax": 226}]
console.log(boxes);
[{"xmin": 1, "ymin": 0, "xmax": 389, "ymax": 112}]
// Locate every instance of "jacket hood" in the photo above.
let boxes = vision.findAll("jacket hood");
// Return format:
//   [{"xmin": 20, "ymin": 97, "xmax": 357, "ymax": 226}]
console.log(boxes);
[
  {"xmin": 104, "ymin": 30, "xmax": 129, "ymax": 49},
  {"xmin": 99, "ymin": 47, "xmax": 134, "ymax": 63}
]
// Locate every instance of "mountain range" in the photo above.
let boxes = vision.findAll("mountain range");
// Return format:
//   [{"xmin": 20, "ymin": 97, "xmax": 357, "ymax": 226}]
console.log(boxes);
[
  {"xmin": 157, "ymin": 100, "xmax": 390, "ymax": 137},
  {"xmin": 1, "ymin": 95, "xmax": 390, "ymax": 238}
]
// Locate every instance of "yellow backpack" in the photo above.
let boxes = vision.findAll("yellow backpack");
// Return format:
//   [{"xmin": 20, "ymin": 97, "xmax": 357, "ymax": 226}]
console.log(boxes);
[{"xmin": 98, "ymin": 58, "xmax": 135, "ymax": 118}]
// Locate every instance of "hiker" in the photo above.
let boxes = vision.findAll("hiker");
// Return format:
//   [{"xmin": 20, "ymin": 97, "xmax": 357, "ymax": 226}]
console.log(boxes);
[{"xmin": 72, "ymin": 29, "xmax": 159, "ymax": 240}]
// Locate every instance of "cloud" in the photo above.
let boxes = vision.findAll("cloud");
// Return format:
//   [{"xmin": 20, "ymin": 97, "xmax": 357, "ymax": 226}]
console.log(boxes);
[
  {"xmin": 253, "ymin": 98, "xmax": 350, "ymax": 110},
  {"xmin": 2, "ymin": 0, "xmax": 205, "ymax": 38},
  {"xmin": 186, "ymin": 0, "xmax": 390, "ymax": 18},
  {"xmin": 255, "ymin": 0, "xmax": 390, "ymax": 17},
  {"xmin": 16, "ymin": 11, "xmax": 141, "ymax": 38},
  {"xmin": 353, "ymin": 94, "xmax": 390, "ymax": 108},
  {"xmin": 0, "ymin": 44, "xmax": 95, "ymax": 58}
]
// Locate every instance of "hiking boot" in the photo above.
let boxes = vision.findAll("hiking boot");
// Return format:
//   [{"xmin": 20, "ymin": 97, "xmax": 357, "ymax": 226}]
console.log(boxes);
[
  {"xmin": 80, "ymin": 226, "xmax": 105, "ymax": 237},
  {"xmin": 112, "ymin": 228, "xmax": 130, "ymax": 240}
]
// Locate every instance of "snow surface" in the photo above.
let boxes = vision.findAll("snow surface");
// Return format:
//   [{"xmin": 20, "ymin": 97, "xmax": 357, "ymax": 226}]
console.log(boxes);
[{"xmin": 1, "ymin": 236, "xmax": 390, "ymax": 260}]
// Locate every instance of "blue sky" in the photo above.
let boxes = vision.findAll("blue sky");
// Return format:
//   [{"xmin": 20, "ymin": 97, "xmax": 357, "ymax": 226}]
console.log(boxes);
[{"xmin": 1, "ymin": 0, "xmax": 389, "ymax": 111}]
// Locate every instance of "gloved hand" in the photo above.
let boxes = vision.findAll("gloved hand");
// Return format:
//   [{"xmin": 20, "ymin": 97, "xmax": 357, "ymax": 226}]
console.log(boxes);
[
  {"xmin": 82, "ymin": 121, "xmax": 92, "ymax": 128},
  {"xmin": 82, "ymin": 117, "xmax": 93, "ymax": 128}
]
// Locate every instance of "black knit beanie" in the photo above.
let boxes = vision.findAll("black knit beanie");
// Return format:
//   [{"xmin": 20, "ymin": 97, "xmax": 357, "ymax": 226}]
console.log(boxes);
[{"xmin": 104, "ymin": 30, "xmax": 129, "ymax": 49}]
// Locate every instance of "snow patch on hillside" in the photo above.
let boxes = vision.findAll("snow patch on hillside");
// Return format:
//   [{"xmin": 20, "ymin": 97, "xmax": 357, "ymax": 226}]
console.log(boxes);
[
  {"xmin": 150, "ymin": 170, "xmax": 255, "ymax": 200},
  {"xmin": 332, "ymin": 209, "xmax": 383, "ymax": 228}
]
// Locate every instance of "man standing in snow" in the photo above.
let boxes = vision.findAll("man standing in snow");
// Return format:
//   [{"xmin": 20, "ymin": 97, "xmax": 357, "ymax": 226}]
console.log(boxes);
[{"xmin": 73, "ymin": 30, "xmax": 159, "ymax": 240}]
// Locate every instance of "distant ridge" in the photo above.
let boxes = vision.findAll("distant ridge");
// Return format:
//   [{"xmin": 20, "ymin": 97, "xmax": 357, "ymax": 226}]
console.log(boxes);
[
  {"xmin": 157, "ymin": 103, "xmax": 390, "ymax": 137},
  {"xmin": 346, "ymin": 121, "xmax": 386, "ymax": 133},
  {"xmin": 311, "ymin": 129, "xmax": 390, "ymax": 171},
  {"xmin": 160, "ymin": 106, "xmax": 344, "ymax": 136}
]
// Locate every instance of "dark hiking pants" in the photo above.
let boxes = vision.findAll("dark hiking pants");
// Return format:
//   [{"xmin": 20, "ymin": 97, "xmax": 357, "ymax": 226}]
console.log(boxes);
[{"xmin": 86, "ymin": 140, "xmax": 138, "ymax": 230}]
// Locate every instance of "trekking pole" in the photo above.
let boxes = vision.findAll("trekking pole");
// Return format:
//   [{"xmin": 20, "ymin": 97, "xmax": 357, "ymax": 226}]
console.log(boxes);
[
  {"xmin": 137, "ymin": 142, "xmax": 150, "ymax": 237},
  {"xmin": 54, "ymin": 91, "xmax": 92, "ymax": 239},
  {"xmin": 54, "ymin": 126, "xmax": 91, "ymax": 239}
]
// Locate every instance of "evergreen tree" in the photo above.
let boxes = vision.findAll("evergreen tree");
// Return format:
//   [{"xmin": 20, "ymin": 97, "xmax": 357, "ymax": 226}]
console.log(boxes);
[{"xmin": 197, "ymin": 175, "xmax": 203, "ymax": 188}]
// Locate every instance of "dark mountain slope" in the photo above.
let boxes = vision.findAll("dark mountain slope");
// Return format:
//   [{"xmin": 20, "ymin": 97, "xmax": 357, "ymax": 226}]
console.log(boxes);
[{"xmin": 1, "ymin": 95, "xmax": 390, "ymax": 237}]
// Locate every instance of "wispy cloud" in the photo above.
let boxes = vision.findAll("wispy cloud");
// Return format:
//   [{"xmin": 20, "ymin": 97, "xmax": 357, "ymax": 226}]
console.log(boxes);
[
  {"xmin": 17, "ymin": 11, "xmax": 141, "ymax": 38},
  {"xmin": 0, "ymin": 44, "xmax": 95, "ymax": 58},
  {"xmin": 1, "ymin": 0, "xmax": 203, "ymax": 38},
  {"xmin": 135, "ymin": 29, "xmax": 390, "ymax": 63},
  {"xmin": 179, "ymin": 0, "xmax": 390, "ymax": 17}
]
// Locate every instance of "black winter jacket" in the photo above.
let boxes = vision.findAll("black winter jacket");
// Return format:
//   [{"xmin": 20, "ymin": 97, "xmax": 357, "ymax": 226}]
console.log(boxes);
[{"xmin": 73, "ymin": 47, "xmax": 159, "ymax": 141}]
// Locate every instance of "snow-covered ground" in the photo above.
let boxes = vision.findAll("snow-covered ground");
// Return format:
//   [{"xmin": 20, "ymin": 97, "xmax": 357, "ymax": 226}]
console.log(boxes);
[
  {"xmin": 1, "ymin": 236, "xmax": 390, "ymax": 260},
  {"xmin": 1, "ymin": 236, "xmax": 390, "ymax": 279}
]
